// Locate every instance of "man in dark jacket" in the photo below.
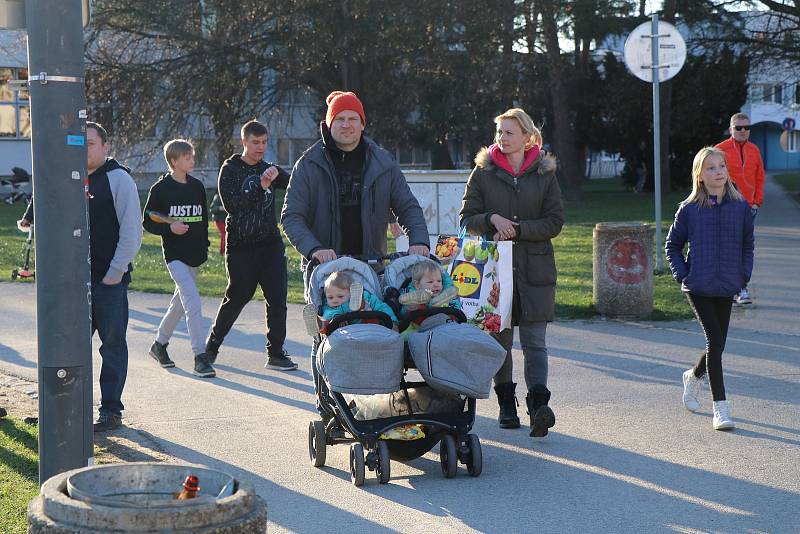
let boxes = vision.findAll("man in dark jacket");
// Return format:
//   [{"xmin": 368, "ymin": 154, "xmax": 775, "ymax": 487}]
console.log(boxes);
[
  {"xmin": 203, "ymin": 120, "xmax": 297, "ymax": 376},
  {"xmin": 281, "ymin": 91, "xmax": 430, "ymax": 271}
]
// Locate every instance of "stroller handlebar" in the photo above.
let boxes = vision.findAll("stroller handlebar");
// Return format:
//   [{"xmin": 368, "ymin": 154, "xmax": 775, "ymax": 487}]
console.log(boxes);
[{"xmin": 306, "ymin": 251, "xmax": 438, "ymax": 271}]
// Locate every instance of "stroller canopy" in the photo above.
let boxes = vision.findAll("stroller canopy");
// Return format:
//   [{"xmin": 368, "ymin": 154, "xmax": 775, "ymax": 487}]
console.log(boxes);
[
  {"xmin": 382, "ymin": 254, "xmax": 456, "ymax": 294},
  {"xmin": 306, "ymin": 257, "xmax": 383, "ymax": 309},
  {"xmin": 381, "ymin": 254, "xmax": 431, "ymax": 293}
]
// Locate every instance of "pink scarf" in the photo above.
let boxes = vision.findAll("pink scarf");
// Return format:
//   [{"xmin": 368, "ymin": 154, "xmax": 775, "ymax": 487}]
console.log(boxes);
[{"xmin": 489, "ymin": 143, "xmax": 540, "ymax": 177}]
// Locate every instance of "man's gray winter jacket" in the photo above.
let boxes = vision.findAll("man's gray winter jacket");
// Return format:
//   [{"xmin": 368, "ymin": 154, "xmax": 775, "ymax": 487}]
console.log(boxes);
[{"xmin": 281, "ymin": 136, "xmax": 429, "ymax": 265}]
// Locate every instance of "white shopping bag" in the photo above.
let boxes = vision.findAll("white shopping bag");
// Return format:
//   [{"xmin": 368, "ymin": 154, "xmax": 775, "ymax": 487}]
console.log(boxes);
[{"xmin": 435, "ymin": 233, "xmax": 513, "ymax": 333}]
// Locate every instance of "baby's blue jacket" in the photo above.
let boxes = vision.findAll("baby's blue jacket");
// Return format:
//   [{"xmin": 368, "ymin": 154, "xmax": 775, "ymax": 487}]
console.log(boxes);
[{"xmin": 322, "ymin": 290, "xmax": 399, "ymax": 323}]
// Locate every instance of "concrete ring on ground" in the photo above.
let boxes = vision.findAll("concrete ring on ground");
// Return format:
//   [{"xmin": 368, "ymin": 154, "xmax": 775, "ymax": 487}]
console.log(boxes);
[{"xmin": 27, "ymin": 462, "xmax": 267, "ymax": 533}]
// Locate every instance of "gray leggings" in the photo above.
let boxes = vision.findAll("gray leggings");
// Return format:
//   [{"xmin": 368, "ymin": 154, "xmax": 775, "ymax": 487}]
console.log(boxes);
[
  {"xmin": 492, "ymin": 321, "xmax": 548, "ymax": 389},
  {"xmin": 155, "ymin": 260, "xmax": 205, "ymax": 356}
]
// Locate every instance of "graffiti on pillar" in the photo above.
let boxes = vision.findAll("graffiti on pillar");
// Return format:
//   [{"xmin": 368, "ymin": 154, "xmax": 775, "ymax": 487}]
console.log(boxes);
[{"xmin": 606, "ymin": 238, "xmax": 647, "ymax": 284}]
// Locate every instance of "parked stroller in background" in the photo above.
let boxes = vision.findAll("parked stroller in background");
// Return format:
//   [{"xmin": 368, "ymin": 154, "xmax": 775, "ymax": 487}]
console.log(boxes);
[
  {"xmin": 1, "ymin": 167, "xmax": 32, "ymax": 205},
  {"xmin": 11, "ymin": 215, "xmax": 34, "ymax": 280},
  {"xmin": 305, "ymin": 255, "xmax": 483, "ymax": 486}
]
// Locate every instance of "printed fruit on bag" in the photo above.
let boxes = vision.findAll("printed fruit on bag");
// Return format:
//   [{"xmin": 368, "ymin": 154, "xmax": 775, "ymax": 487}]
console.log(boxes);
[
  {"xmin": 435, "ymin": 237, "xmax": 460, "ymax": 262},
  {"xmin": 475, "ymin": 242, "xmax": 489, "ymax": 263},
  {"xmin": 493, "ymin": 247, "xmax": 500, "ymax": 261},
  {"xmin": 483, "ymin": 312, "xmax": 501, "ymax": 332},
  {"xmin": 463, "ymin": 241, "xmax": 476, "ymax": 260},
  {"xmin": 487, "ymin": 282, "xmax": 500, "ymax": 307}
]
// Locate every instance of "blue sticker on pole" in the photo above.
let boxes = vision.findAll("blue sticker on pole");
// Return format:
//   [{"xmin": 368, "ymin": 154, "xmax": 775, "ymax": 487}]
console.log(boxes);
[{"xmin": 67, "ymin": 135, "xmax": 85, "ymax": 146}]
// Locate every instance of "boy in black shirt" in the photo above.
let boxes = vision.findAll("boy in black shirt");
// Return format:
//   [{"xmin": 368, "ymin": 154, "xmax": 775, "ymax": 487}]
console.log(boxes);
[
  {"xmin": 204, "ymin": 120, "xmax": 297, "ymax": 376},
  {"xmin": 143, "ymin": 139, "xmax": 211, "ymax": 375}
]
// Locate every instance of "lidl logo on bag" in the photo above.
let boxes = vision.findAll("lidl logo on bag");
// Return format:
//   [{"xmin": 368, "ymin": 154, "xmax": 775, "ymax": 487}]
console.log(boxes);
[{"xmin": 451, "ymin": 261, "xmax": 483, "ymax": 298}]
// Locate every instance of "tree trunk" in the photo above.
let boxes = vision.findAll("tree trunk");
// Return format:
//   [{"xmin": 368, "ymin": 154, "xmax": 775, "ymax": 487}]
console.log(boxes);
[
  {"xmin": 500, "ymin": 0, "xmax": 517, "ymax": 108},
  {"xmin": 430, "ymin": 138, "xmax": 455, "ymax": 169},
  {"xmin": 540, "ymin": 2, "xmax": 582, "ymax": 198}
]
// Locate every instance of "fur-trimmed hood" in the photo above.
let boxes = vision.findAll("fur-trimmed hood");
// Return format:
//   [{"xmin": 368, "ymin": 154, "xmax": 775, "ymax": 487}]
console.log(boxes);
[{"xmin": 474, "ymin": 146, "xmax": 557, "ymax": 175}]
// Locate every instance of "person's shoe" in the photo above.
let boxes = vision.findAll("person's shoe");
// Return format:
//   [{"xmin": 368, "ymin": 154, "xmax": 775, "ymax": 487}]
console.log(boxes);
[
  {"xmin": 349, "ymin": 281, "xmax": 364, "ymax": 311},
  {"xmin": 93, "ymin": 413, "xmax": 122, "ymax": 432},
  {"xmin": 682, "ymin": 369, "xmax": 702, "ymax": 412},
  {"xmin": 302, "ymin": 303, "xmax": 322, "ymax": 337},
  {"xmin": 429, "ymin": 286, "xmax": 459, "ymax": 307},
  {"xmin": 712, "ymin": 400, "xmax": 735, "ymax": 431},
  {"xmin": 148, "ymin": 341, "xmax": 175, "ymax": 368},
  {"xmin": 735, "ymin": 289, "xmax": 752, "ymax": 306},
  {"xmin": 193, "ymin": 353, "xmax": 216, "ymax": 378},
  {"xmin": 399, "ymin": 288, "xmax": 432, "ymax": 306},
  {"xmin": 495, "ymin": 382, "xmax": 521, "ymax": 429},
  {"xmin": 204, "ymin": 334, "xmax": 222, "ymax": 364},
  {"xmin": 526, "ymin": 384, "xmax": 556, "ymax": 437},
  {"xmin": 265, "ymin": 349, "xmax": 299, "ymax": 371}
]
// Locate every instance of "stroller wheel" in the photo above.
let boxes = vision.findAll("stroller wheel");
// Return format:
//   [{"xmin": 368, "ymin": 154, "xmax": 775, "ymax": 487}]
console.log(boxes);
[
  {"xmin": 376, "ymin": 441, "xmax": 391, "ymax": 484},
  {"xmin": 350, "ymin": 443, "xmax": 365, "ymax": 487},
  {"xmin": 308, "ymin": 420, "xmax": 327, "ymax": 468},
  {"xmin": 439, "ymin": 434, "xmax": 457, "ymax": 478},
  {"xmin": 466, "ymin": 434, "xmax": 482, "ymax": 477}
]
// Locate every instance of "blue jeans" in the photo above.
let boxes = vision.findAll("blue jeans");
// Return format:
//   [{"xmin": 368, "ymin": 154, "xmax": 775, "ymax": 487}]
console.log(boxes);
[{"xmin": 92, "ymin": 281, "xmax": 130, "ymax": 417}]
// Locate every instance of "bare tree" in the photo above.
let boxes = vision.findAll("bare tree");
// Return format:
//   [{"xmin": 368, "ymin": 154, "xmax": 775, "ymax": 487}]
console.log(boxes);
[{"xmin": 86, "ymin": 0, "xmax": 294, "ymax": 166}]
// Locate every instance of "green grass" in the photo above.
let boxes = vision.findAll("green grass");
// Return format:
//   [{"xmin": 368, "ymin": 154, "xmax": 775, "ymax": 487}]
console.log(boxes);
[
  {"xmin": 0, "ymin": 418, "xmax": 39, "ymax": 534},
  {"xmin": 773, "ymin": 172, "xmax": 800, "ymax": 203},
  {"xmin": 0, "ymin": 179, "xmax": 692, "ymax": 320},
  {"xmin": 555, "ymin": 178, "xmax": 691, "ymax": 320}
]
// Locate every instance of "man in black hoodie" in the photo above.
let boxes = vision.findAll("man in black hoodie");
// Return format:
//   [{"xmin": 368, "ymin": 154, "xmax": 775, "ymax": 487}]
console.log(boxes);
[
  {"xmin": 202, "ymin": 120, "xmax": 296, "ymax": 376},
  {"xmin": 16, "ymin": 123, "xmax": 143, "ymax": 431}
]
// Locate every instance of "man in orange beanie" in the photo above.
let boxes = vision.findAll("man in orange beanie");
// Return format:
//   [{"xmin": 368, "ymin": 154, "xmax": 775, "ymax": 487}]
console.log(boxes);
[
  {"xmin": 282, "ymin": 90, "xmax": 429, "ymax": 267},
  {"xmin": 715, "ymin": 112, "xmax": 764, "ymax": 306}
]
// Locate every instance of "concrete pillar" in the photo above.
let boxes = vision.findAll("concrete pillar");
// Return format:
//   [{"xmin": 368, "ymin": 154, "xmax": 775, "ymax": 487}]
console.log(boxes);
[{"xmin": 593, "ymin": 222, "xmax": 654, "ymax": 318}]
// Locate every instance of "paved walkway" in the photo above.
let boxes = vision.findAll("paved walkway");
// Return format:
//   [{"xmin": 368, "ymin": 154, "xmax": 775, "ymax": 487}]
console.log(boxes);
[{"xmin": 1, "ymin": 175, "xmax": 798, "ymax": 533}]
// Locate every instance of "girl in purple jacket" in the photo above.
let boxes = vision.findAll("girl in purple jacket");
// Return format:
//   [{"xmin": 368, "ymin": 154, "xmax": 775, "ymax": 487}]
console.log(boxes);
[{"xmin": 665, "ymin": 146, "xmax": 754, "ymax": 431}]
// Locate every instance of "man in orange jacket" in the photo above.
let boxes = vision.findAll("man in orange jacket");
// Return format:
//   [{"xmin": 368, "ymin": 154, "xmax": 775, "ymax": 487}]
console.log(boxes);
[{"xmin": 715, "ymin": 112, "xmax": 764, "ymax": 305}]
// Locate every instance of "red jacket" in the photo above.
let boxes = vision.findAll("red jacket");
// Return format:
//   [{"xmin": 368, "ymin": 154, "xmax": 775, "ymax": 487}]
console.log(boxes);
[{"xmin": 715, "ymin": 137, "xmax": 765, "ymax": 206}]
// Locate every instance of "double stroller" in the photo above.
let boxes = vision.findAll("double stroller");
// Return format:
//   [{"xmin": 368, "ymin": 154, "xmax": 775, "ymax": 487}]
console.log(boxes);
[{"xmin": 304, "ymin": 254, "xmax": 506, "ymax": 486}]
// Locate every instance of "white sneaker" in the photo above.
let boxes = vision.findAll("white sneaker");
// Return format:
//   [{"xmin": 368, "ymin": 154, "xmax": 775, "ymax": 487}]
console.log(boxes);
[
  {"xmin": 735, "ymin": 289, "xmax": 752, "ymax": 306},
  {"xmin": 682, "ymin": 369, "xmax": 702, "ymax": 412},
  {"xmin": 302, "ymin": 303, "xmax": 321, "ymax": 337},
  {"xmin": 712, "ymin": 400, "xmax": 735, "ymax": 430},
  {"xmin": 349, "ymin": 281, "xmax": 364, "ymax": 311}
]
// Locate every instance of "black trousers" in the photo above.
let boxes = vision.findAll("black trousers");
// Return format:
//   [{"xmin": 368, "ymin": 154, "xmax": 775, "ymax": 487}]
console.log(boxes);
[
  {"xmin": 210, "ymin": 239, "xmax": 288, "ymax": 357},
  {"xmin": 687, "ymin": 293, "xmax": 733, "ymax": 401}
]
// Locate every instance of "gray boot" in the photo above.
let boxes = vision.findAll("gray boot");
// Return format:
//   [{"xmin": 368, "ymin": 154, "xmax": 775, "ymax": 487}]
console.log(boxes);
[
  {"xmin": 494, "ymin": 382, "xmax": 521, "ymax": 429},
  {"xmin": 526, "ymin": 384, "xmax": 555, "ymax": 437}
]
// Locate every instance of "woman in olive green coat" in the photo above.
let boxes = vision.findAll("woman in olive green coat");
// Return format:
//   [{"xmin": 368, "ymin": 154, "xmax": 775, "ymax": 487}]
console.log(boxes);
[{"xmin": 460, "ymin": 108, "xmax": 564, "ymax": 437}]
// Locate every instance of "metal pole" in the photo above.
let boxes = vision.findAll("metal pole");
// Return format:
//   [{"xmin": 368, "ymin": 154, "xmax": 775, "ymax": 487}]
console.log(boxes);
[
  {"xmin": 651, "ymin": 13, "xmax": 663, "ymax": 272},
  {"xmin": 26, "ymin": 0, "xmax": 93, "ymax": 484}
]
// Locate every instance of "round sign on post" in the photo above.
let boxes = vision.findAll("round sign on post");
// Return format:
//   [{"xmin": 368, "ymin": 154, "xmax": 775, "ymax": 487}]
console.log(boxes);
[{"xmin": 624, "ymin": 21, "xmax": 687, "ymax": 83}]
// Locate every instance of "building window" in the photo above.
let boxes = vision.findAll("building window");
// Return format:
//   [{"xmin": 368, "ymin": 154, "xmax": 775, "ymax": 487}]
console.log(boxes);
[
  {"xmin": 0, "ymin": 67, "xmax": 30, "ymax": 139},
  {"xmin": 276, "ymin": 138, "xmax": 316, "ymax": 166},
  {"xmin": 795, "ymin": 83, "xmax": 800, "ymax": 106},
  {"xmin": 785, "ymin": 131, "xmax": 799, "ymax": 153},
  {"xmin": 773, "ymin": 84, "xmax": 783, "ymax": 105}
]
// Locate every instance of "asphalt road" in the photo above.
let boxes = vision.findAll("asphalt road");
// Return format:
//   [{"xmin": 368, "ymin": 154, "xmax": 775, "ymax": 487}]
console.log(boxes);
[{"xmin": 1, "ymin": 175, "xmax": 798, "ymax": 533}]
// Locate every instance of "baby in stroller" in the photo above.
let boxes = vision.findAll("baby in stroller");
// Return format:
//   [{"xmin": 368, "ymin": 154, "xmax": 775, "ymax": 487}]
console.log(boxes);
[
  {"xmin": 303, "ymin": 269, "xmax": 398, "ymax": 336},
  {"xmin": 383, "ymin": 256, "xmax": 461, "ymax": 338},
  {"xmin": 397, "ymin": 258, "xmax": 461, "ymax": 313}
]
